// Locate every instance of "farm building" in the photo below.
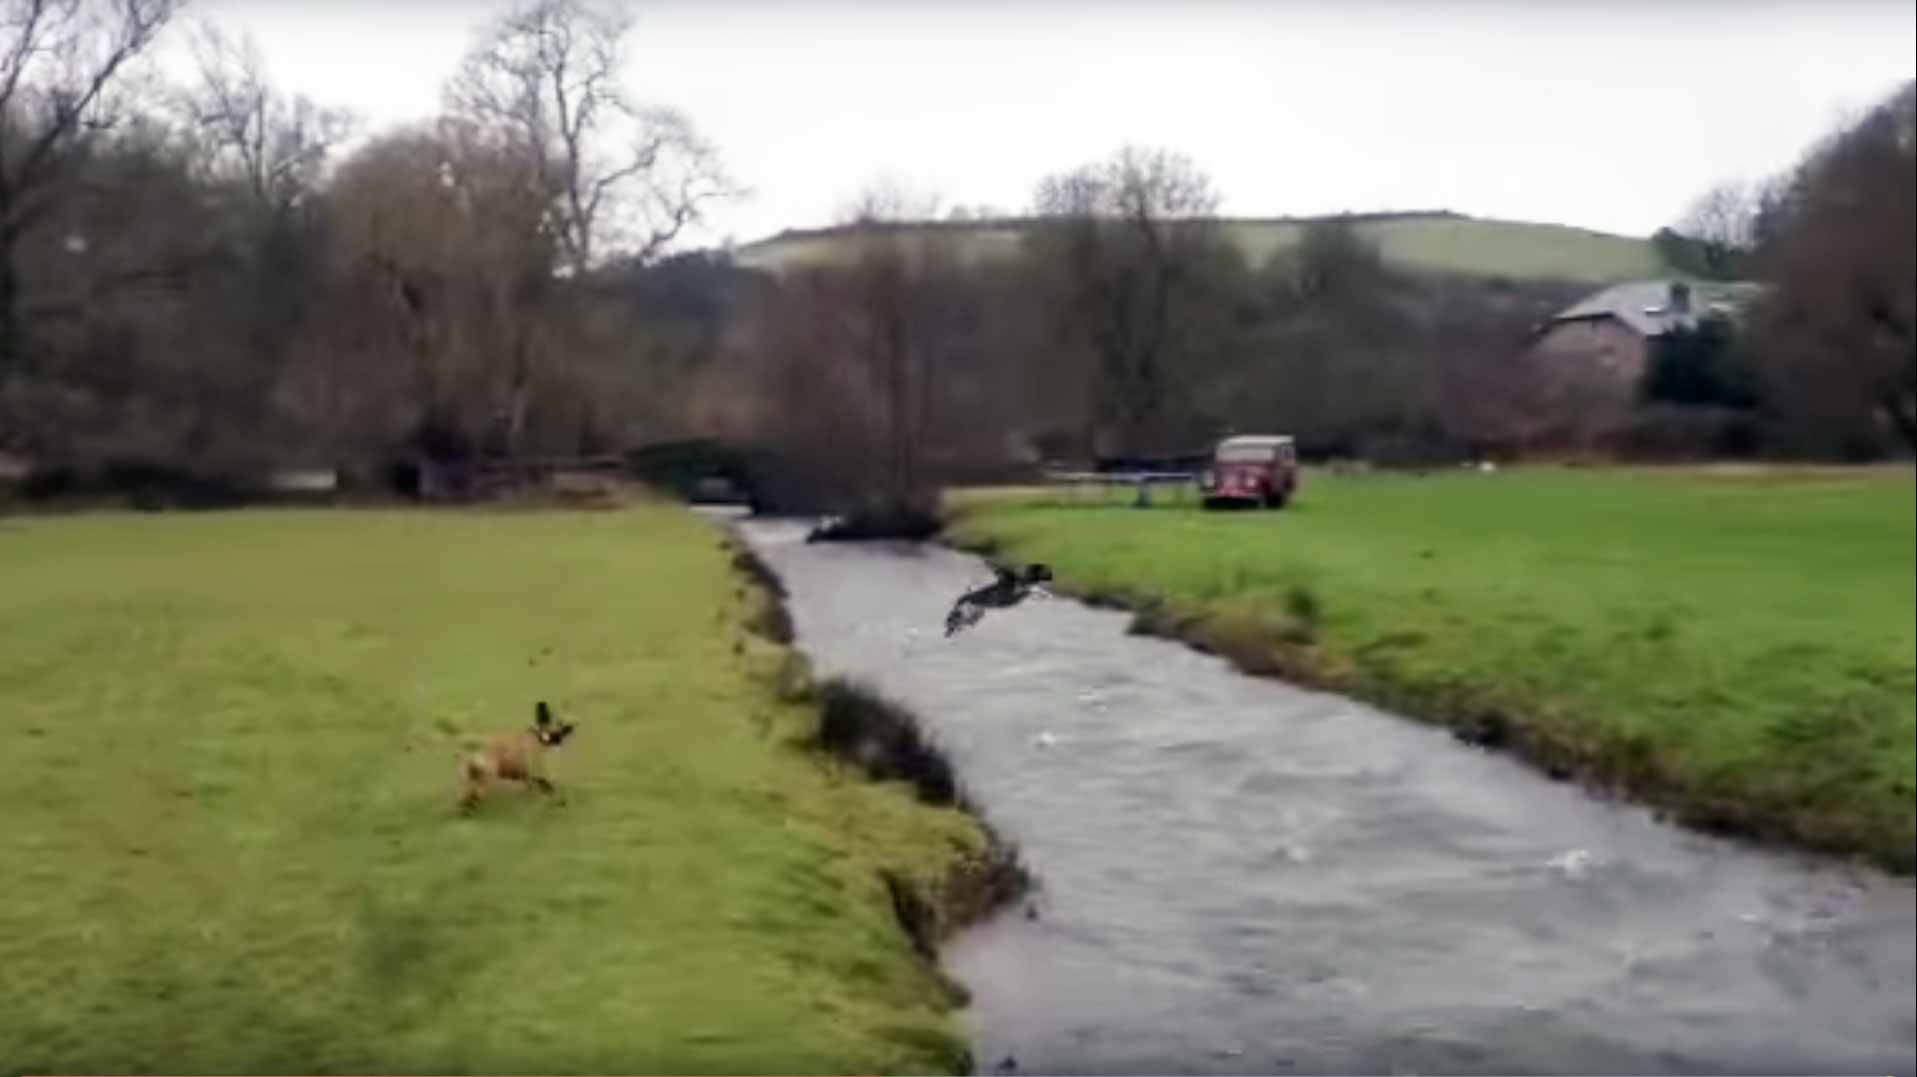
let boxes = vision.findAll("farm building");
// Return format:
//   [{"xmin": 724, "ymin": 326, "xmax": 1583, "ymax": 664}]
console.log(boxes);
[{"xmin": 1530, "ymin": 279, "xmax": 1765, "ymax": 384}]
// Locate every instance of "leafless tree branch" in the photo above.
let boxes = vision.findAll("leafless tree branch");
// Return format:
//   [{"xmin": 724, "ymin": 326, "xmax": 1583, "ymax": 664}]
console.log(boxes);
[
  {"xmin": 179, "ymin": 20, "xmax": 354, "ymax": 212},
  {"xmin": 0, "ymin": 0, "xmax": 180, "ymax": 380},
  {"xmin": 447, "ymin": 0, "xmax": 733, "ymax": 272}
]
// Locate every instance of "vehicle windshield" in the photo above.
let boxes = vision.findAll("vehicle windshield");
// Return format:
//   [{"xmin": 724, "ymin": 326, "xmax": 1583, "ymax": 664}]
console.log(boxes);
[{"xmin": 1216, "ymin": 445, "xmax": 1277, "ymax": 464}]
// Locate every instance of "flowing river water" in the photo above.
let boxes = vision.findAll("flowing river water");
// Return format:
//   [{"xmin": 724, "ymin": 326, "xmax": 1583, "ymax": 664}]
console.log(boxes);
[{"xmin": 732, "ymin": 517, "xmax": 1915, "ymax": 1076}]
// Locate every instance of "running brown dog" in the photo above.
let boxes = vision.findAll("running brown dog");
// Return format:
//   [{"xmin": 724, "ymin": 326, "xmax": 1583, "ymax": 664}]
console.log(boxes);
[{"xmin": 458, "ymin": 700, "xmax": 576, "ymax": 812}]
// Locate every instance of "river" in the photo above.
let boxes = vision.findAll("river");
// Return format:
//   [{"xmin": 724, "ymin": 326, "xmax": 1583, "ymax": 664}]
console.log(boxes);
[{"xmin": 733, "ymin": 517, "xmax": 1916, "ymax": 1076}]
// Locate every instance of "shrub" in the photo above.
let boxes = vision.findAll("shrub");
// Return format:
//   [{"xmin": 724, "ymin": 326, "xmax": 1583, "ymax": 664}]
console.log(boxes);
[{"xmin": 814, "ymin": 678, "xmax": 959, "ymax": 807}]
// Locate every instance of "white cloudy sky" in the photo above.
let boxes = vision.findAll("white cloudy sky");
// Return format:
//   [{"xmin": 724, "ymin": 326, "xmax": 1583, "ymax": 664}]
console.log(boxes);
[{"xmin": 174, "ymin": 0, "xmax": 1915, "ymax": 250}]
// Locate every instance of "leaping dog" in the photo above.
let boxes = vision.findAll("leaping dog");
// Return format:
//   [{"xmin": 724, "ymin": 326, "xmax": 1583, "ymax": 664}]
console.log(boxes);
[
  {"xmin": 458, "ymin": 700, "xmax": 577, "ymax": 812},
  {"xmin": 945, "ymin": 563, "xmax": 1054, "ymax": 637}
]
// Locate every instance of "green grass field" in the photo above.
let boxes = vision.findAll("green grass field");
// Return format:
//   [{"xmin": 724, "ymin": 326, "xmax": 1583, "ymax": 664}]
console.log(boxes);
[
  {"xmin": 1229, "ymin": 216, "xmax": 1671, "ymax": 282},
  {"xmin": 734, "ymin": 214, "xmax": 1675, "ymax": 283},
  {"xmin": 948, "ymin": 467, "xmax": 1917, "ymax": 870},
  {"xmin": 0, "ymin": 507, "xmax": 985, "ymax": 1075}
]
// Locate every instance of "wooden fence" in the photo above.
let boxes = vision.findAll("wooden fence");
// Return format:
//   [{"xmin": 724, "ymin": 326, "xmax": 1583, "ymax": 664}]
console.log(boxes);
[{"xmin": 1041, "ymin": 469, "xmax": 1201, "ymax": 507}]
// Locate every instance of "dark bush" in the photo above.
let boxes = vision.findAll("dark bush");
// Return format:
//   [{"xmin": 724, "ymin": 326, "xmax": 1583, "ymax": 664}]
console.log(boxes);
[
  {"xmin": 1610, "ymin": 405, "xmax": 1770, "ymax": 461},
  {"xmin": 880, "ymin": 869, "xmax": 938, "ymax": 959},
  {"xmin": 1281, "ymin": 585, "xmax": 1322, "ymax": 643},
  {"xmin": 1642, "ymin": 315, "xmax": 1759, "ymax": 409},
  {"xmin": 814, "ymin": 678, "xmax": 959, "ymax": 806},
  {"xmin": 806, "ymin": 499, "xmax": 943, "ymax": 543},
  {"xmin": 17, "ymin": 460, "xmax": 250, "ymax": 510},
  {"xmin": 730, "ymin": 547, "xmax": 787, "ymax": 598},
  {"xmin": 1360, "ymin": 428, "xmax": 1460, "ymax": 470},
  {"xmin": 746, "ymin": 600, "xmax": 794, "ymax": 645},
  {"xmin": 624, "ymin": 439, "xmax": 756, "ymax": 504},
  {"xmin": 19, "ymin": 467, "xmax": 80, "ymax": 502}
]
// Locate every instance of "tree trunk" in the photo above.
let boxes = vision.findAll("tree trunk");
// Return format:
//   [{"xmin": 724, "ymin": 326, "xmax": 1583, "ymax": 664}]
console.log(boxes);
[
  {"xmin": 1882, "ymin": 387, "xmax": 1917, "ymax": 451},
  {"xmin": 886, "ymin": 311, "xmax": 909, "ymax": 501},
  {"xmin": 0, "ymin": 233, "xmax": 20, "ymax": 385},
  {"xmin": 916, "ymin": 335, "xmax": 935, "ymax": 488},
  {"xmin": 505, "ymin": 333, "xmax": 532, "ymax": 460}
]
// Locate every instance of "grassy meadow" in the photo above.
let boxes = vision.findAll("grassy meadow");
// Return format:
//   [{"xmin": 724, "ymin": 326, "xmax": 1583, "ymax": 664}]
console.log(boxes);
[
  {"xmin": 948, "ymin": 466, "xmax": 1917, "ymax": 870},
  {"xmin": 734, "ymin": 213, "xmax": 1674, "ymax": 283},
  {"xmin": 0, "ymin": 507, "xmax": 986, "ymax": 1074}
]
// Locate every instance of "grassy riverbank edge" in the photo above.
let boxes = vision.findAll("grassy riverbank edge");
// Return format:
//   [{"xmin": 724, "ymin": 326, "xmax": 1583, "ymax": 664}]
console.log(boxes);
[
  {"xmin": 942, "ymin": 476, "xmax": 1915, "ymax": 876},
  {"xmin": 0, "ymin": 507, "xmax": 1022, "ymax": 1074},
  {"xmin": 721, "ymin": 532, "xmax": 1033, "ymax": 1027}
]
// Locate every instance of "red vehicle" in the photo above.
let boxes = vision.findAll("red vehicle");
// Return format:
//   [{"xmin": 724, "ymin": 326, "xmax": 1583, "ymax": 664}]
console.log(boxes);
[{"xmin": 1200, "ymin": 435, "xmax": 1298, "ymax": 509}]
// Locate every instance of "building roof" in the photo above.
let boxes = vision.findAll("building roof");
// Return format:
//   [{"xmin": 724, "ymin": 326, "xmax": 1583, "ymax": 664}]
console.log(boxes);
[{"xmin": 1548, "ymin": 279, "xmax": 1766, "ymax": 337}]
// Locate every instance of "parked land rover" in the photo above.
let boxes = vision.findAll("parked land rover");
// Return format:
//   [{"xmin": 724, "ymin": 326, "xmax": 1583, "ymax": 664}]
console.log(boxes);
[{"xmin": 1200, "ymin": 435, "xmax": 1298, "ymax": 509}]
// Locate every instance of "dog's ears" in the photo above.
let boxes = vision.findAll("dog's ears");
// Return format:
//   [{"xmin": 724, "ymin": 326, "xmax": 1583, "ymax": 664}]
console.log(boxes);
[{"xmin": 535, "ymin": 700, "xmax": 552, "ymax": 727}]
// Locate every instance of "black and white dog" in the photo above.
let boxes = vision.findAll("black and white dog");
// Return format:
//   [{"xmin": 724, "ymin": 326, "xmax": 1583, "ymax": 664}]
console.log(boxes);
[{"xmin": 945, "ymin": 563, "xmax": 1054, "ymax": 637}]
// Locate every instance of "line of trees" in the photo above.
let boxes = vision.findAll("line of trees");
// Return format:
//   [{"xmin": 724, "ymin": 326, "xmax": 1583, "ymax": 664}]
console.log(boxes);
[
  {"xmin": 1752, "ymin": 82, "xmax": 1915, "ymax": 454},
  {"xmin": 731, "ymin": 75, "xmax": 1913, "ymax": 514},
  {"xmin": 0, "ymin": 0, "xmax": 733, "ymax": 494},
  {"xmin": 737, "ymin": 73, "xmax": 1913, "ymax": 514},
  {"xmin": 724, "ymin": 156, "xmax": 1587, "ymax": 513},
  {"xmin": 1, "ymin": 0, "xmax": 1907, "ymax": 513},
  {"xmin": 1656, "ymin": 80, "xmax": 1915, "ymax": 457}
]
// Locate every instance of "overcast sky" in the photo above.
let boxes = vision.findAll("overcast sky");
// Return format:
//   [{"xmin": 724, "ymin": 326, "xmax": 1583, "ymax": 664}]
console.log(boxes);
[{"xmin": 177, "ymin": 0, "xmax": 1916, "ymax": 250}]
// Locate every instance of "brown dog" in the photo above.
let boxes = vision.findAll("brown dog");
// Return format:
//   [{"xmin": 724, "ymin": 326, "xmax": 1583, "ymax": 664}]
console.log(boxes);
[{"xmin": 458, "ymin": 701, "xmax": 576, "ymax": 812}]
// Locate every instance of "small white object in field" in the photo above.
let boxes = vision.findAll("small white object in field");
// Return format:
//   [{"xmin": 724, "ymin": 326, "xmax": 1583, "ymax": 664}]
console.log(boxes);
[
  {"xmin": 1480, "ymin": 460, "xmax": 1498, "ymax": 473},
  {"xmin": 1548, "ymin": 848, "xmax": 1594, "ymax": 879},
  {"xmin": 1033, "ymin": 731, "xmax": 1058, "ymax": 749}
]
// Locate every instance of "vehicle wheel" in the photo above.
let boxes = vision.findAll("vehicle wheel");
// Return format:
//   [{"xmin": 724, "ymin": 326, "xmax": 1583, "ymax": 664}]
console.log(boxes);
[{"xmin": 1264, "ymin": 488, "xmax": 1289, "ymax": 509}]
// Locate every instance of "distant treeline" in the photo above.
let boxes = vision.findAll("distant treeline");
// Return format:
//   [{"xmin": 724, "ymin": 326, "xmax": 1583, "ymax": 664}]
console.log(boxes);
[{"xmin": 1, "ymin": 1, "xmax": 1908, "ymax": 514}]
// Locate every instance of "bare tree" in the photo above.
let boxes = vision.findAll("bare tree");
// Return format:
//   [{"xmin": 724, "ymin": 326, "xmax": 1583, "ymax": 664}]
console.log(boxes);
[
  {"xmin": 1028, "ymin": 145, "xmax": 1224, "ymax": 457},
  {"xmin": 1755, "ymin": 81, "xmax": 1916, "ymax": 452},
  {"xmin": 0, "ymin": 0, "xmax": 179, "ymax": 384},
  {"xmin": 837, "ymin": 177, "xmax": 940, "ymax": 225},
  {"xmin": 829, "ymin": 179, "xmax": 945, "ymax": 497},
  {"xmin": 179, "ymin": 21, "xmax": 353, "ymax": 213},
  {"xmin": 1286, "ymin": 216, "xmax": 1387, "ymax": 300},
  {"xmin": 447, "ymin": 0, "xmax": 731, "ymax": 274},
  {"xmin": 3, "ymin": 119, "xmax": 242, "ymax": 466},
  {"xmin": 1674, "ymin": 181, "xmax": 1757, "ymax": 276},
  {"xmin": 324, "ymin": 121, "xmax": 561, "ymax": 466},
  {"xmin": 1747, "ymin": 173, "xmax": 1794, "ymax": 253},
  {"xmin": 812, "ymin": 183, "xmax": 960, "ymax": 509},
  {"xmin": 724, "ymin": 179, "xmax": 1031, "ymax": 516}
]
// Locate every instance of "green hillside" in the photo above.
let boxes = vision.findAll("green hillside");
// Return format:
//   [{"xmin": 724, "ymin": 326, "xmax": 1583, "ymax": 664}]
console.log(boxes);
[{"xmin": 734, "ymin": 213, "xmax": 1674, "ymax": 284}]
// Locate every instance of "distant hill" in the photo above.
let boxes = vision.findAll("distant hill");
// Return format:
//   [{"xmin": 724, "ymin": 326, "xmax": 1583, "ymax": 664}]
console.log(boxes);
[{"xmin": 732, "ymin": 211, "xmax": 1675, "ymax": 284}]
